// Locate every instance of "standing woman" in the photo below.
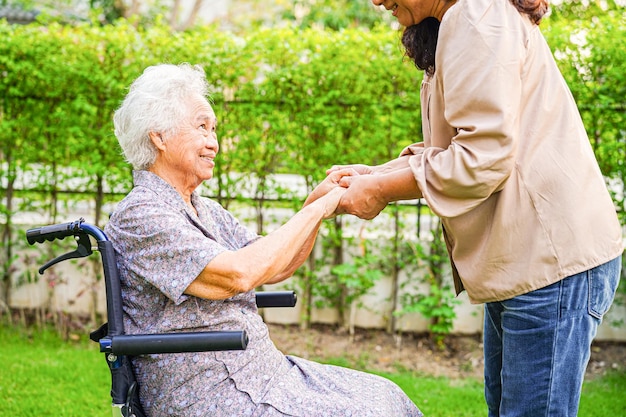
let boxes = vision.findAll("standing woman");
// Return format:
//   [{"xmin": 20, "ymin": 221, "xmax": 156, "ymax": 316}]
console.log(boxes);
[{"xmin": 327, "ymin": 0, "xmax": 624, "ymax": 415}]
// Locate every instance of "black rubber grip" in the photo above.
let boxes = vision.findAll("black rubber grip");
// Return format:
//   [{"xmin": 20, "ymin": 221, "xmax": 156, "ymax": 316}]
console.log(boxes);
[
  {"xmin": 256, "ymin": 291, "xmax": 297, "ymax": 308},
  {"xmin": 26, "ymin": 221, "xmax": 82, "ymax": 245},
  {"xmin": 109, "ymin": 331, "xmax": 248, "ymax": 355}
]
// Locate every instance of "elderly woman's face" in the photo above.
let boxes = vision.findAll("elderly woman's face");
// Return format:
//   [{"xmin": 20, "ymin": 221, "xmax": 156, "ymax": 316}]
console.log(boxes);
[{"xmin": 159, "ymin": 94, "xmax": 219, "ymax": 188}]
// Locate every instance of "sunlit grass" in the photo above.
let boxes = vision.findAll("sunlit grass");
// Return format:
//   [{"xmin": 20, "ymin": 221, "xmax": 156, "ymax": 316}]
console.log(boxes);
[{"xmin": 1, "ymin": 325, "xmax": 624, "ymax": 417}]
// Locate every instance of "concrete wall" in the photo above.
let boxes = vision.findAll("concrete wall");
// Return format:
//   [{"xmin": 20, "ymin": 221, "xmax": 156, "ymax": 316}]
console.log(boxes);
[
  {"xmin": 12, "ymin": 207, "xmax": 626, "ymax": 341},
  {"xmin": 11, "ymin": 256, "xmax": 626, "ymax": 341}
]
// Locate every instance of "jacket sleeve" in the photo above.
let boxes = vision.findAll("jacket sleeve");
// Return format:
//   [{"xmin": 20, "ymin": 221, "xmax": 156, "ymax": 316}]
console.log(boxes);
[{"xmin": 410, "ymin": 0, "xmax": 528, "ymax": 218}]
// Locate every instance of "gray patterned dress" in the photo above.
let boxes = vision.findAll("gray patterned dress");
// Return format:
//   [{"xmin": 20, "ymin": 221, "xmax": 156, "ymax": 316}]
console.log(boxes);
[{"xmin": 104, "ymin": 170, "xmax": 423, "ymax": 417}]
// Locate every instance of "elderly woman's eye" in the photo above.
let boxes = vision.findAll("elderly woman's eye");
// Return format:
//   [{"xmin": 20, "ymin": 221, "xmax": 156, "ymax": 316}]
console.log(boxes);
[{"xmin": 199, "ymin": 124, "xmax": 207, "ymax": 130}]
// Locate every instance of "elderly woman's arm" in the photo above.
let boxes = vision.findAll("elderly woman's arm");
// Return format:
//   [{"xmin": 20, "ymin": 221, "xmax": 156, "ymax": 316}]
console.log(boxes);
[
  {"xmin": 265, "ymin": 169, "xmax": 357, "ymax": 284},
  {"xmin": 185, "ymin": 174, "xmax": 350, "ymax": 300}
]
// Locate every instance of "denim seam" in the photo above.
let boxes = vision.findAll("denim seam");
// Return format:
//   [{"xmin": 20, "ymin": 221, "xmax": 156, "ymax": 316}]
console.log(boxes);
[
  {"xmin": 544, "ymin": 280, "xmax": 563, "ymax": 417},
  {"xmin": 587, "ymin": 267, "xmax": 604, "ymax": 321}
]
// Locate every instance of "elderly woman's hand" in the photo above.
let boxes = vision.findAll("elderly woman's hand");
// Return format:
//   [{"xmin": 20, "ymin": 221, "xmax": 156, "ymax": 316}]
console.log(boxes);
[
  {"xmin": 326, "ymin": 164, "xmax": 374, "ymax": 176},
  {"xmin": 304, "ymin": 168, "xmax": 357, "ymax": 208},
  {"xmin": 317, "ymin": 187, "xmax": 348, "ymax": 219}
]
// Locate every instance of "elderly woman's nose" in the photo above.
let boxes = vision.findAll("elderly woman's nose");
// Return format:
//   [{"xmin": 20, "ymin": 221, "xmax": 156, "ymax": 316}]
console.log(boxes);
[
  {"xmin": 372, "ymin": 0, "xmax": 385, "ymax": 6},
  {"xmin": 207, "ymin": 135, "xmax": 219, "ymax": 151}
]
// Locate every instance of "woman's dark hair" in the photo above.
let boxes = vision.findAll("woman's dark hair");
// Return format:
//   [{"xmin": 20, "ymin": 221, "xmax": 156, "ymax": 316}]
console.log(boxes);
[
  {"xmin": 401, "ymin": 0, "xmax": 550, "ymax": 75},
  {"xmin": 401, "ymin": 17, "xmax": 440, "ymax": 76},
  {"xmin": 511, "ymin": 0, "xmax": 549, "ymax": 24}
]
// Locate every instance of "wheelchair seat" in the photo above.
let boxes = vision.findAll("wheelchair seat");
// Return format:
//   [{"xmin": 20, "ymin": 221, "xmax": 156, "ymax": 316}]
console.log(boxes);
[{"xmin": 26, "ymin": 218, "xmax": 296, "ymax": 417}]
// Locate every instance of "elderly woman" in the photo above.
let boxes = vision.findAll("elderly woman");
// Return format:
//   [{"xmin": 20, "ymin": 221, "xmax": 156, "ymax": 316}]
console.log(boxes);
[{"xmin": 104, "ymin": 63, "xmax": 422, "ymax": 417}]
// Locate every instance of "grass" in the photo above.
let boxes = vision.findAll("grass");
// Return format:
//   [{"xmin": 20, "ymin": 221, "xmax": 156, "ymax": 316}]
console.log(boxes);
[
  {"xmin": 0, "ymin": 325, "xmax": 110, "ymax": 416},
  {"xmin": 381, "ymin": 369, "xmax": 486, "ymax": 416},
  {"xmin": 1, "ymin": 325, "xmax": 624, "ymax": 417}
]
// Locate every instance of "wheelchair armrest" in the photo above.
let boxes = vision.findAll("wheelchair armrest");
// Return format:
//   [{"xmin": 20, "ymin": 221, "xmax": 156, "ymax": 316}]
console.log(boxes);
[
  {"xmin": 256, "ymin": 291, "xmax": 297, "ymax": 308},
  {"xmin": 99, "ymin": 331, "xmax": 248, "ymax": 356}
]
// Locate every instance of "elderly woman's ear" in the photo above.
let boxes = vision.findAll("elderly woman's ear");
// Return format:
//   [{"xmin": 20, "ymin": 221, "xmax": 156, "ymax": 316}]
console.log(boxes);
[{"xmin": 149, "ymin": 131, "xmax": 166, "ymax": 151}]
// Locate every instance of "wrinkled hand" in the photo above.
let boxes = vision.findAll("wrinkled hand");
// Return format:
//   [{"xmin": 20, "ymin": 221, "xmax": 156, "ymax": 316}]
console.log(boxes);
[
  {"xmin": 304, "ymin": 168, "xmax": 358, "ymax": 207},
  {"xmin": 326, "ymin": 164, "xmax": 374, "ymax": 176},
  {"xmin": 335, "ymin": 174, "xmax": 387, "ymax": 220},
  {"xmin": 316, "ymin": 187, "xmax": 348, "ymax": 219}
]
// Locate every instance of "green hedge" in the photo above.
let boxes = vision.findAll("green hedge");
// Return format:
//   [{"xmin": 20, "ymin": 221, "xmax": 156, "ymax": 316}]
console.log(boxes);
[
  {"xmin": 1, "ymin": 13, "xmax": 624, "ymax": 217},
  {"xmin": 1, "ymin": 6, "xmax": 624, "ymax": 332},
  {"xmin": 0, "ymin": 21, "xmax": 422, "ymax": 208}
]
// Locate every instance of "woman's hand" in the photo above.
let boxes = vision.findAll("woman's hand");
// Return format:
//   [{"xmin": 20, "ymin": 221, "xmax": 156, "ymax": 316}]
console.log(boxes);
[
  {"xmin": 316, "ymin": 187, "xmax": 348, "ymax": 219},
  {"xmin": 335, "ymin": 167, "xmax": 421, "ymax": 219},
  {"xmin": 326, "ymin": 164, "xmax": 374, "ymax": 176},
  {"xmin": 304, "ymin": 167, "xmax": 357, "ymax": 207},
  {"xmin": 335, "ymin": 174, "xmax": 388, "ymax": 220}
]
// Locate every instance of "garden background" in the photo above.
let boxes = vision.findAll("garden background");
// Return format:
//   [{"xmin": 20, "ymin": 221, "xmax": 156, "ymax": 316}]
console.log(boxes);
[
  {"xmin": 2, "ymin": 0, "xmax": 625, "ymax": 338},
  {"xmin": 0, "ymin": 0, "xmax": 625, "ymax": 414}
]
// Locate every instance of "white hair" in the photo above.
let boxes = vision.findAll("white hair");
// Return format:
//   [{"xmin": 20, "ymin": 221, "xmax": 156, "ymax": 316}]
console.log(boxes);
[{"xmin": 113, "ymin": 63, "xmax": 210, "ymax": 170}]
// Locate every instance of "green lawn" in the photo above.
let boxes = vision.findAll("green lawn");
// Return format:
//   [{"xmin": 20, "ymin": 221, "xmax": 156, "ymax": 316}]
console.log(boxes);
[
  {"xmin": 0, "ymin": 326, "xmax": 110, "ymax": 416},
  {"xmin": 1, "ymin": 325, "xmax": 624, "ymax": 416}
]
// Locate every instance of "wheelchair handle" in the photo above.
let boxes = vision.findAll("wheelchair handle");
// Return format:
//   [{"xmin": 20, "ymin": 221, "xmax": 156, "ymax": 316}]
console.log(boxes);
[
  {"xmin": 26, "ymin": 218, "xmax": 110, "ymax": 275},
  {"xmin": 26, "ymin": 220, "xmax": 81, "ymax": 244},
  {"xmin": 26, "ymin": 218, "xmax": 104, "ymax": 244},
  {"xmin": 256, "ymin": 291, "xmax": 297, "ymax": 308},
  {"xmin": 101, "ymin": 331, "xmax": 249, "ymax": 356},
  {"xmin": 26, "ymin": 219, "xmax": 125, "ymax": 337}
]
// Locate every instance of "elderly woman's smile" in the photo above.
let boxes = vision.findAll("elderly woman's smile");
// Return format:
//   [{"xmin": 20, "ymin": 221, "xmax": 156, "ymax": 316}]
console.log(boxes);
[{"xmin": 199, "ymin": 153, "xmax": 215, "ymax": 166}]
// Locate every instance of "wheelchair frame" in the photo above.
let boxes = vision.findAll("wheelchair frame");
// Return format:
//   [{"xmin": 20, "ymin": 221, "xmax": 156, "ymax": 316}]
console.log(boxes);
[{"xmin": 26, "ymin": 218, "xmax": 296, "ymax": 417}]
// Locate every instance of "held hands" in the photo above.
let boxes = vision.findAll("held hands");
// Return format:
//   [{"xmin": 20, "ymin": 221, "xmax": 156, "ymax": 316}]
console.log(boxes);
[
  {"xmin": 317, "ymin": 187, "xmax": 347, "ymax": 219},
  {"xmin": 307, "ymin": 163, "xmax": 389, "ymax": 220},
  {"xmin": 329, "ymin": 163, "xmax": 388, "ymax": 220},
  {"xmin": 326, "ymin": 164, "xmax": 374, "ymax": 176},
  {"xmin": 304, "ymin": 168, "xmax": 358, "ymax": 219},
  {"xmin": 334, "ymin": 174, "xmax": 388, "ymax": 220}
]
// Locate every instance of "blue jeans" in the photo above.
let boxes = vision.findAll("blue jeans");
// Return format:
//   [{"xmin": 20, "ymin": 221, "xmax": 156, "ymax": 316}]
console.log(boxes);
[{"xmin": 483, "ymin": 255, "xmax": 622, "ymax": 417}]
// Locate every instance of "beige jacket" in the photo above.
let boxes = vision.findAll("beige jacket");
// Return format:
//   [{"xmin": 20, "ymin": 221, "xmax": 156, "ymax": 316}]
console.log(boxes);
[{"xmin": 401, "ymin": 0, "xmax": 623, "ymax": 303}]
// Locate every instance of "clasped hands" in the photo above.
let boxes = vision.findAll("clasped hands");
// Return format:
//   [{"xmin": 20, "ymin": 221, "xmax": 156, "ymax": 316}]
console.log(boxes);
[{"xmin": 304, "ymin": 164, "xmax": 388, "ymax": 220}]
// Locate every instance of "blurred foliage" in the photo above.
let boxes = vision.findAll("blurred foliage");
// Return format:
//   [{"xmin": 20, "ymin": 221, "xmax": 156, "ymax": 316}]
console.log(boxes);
[{"xmin": 1, "ymin": 0, "xmax": 624, "ymax": 333}]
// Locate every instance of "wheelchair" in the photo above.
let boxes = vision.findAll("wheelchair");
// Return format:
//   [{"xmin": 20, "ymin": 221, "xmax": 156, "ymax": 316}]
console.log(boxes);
[{"xmin": 26, "ymin": 218, "xmax": 297, "ymax": 417}]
